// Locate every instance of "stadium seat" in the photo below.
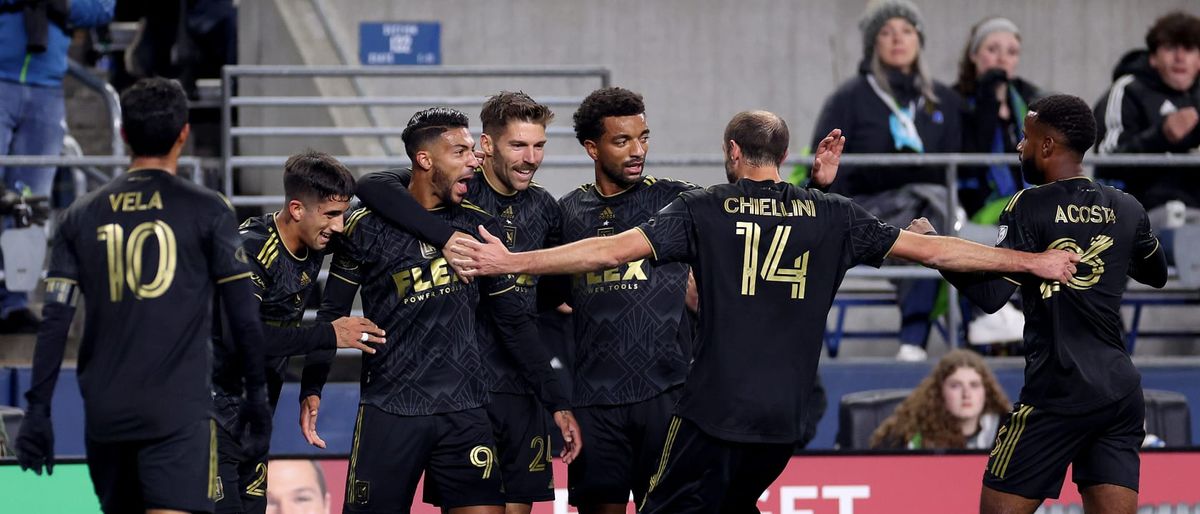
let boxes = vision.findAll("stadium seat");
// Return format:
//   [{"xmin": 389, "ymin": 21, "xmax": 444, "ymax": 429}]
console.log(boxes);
[
  {"xmin": 835, "ymin": 388, "xmax": 911, "ymax": 449},
  {"xmin": 1144, "ymin": 389, "xmax": 1192, "ymax": 447}
]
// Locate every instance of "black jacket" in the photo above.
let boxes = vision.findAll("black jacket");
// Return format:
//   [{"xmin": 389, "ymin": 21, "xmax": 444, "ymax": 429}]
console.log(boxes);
[
  {"xmin": 812, "ymin": 60, "xmax": 963, "ymax": 197},
  {"xmin": 955, "ymin": 73, "xmax": 1042, "ymax": 214},
  {"xmin": 1094, "ymin": 49, "xmax": 1200, "ymax": 209}
]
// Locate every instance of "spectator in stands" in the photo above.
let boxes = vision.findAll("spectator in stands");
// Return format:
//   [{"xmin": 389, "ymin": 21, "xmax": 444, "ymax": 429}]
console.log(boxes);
[
  {"xmin": 952, "ymin": 17, "xmax": 1044, "ymax": 348},
  {"xmin": 266, "ymin": 459, "xmax": 332, "ymax": 514},
  {"xmin": 869, "ymin": 349, "xmax": 1011, "ymax": 449},
  {"xmin": 1094, "ymin": 11, "xmax": 1200, "ymax": 265},
  {"xmin": 0, "ymin": 0, "xmax": 114, "ymax": 333},
  {"xmin": 811, "ymin": 0, "xmax": 963, "ymax": 361}
]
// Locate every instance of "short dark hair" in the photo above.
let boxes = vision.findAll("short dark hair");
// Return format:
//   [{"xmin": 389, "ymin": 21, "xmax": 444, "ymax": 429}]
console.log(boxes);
[
  {"xmin": 1028, "ymin": 94, "xmax": 1096, "ymax": 156},
  {"xmin": 572, "ymin": 87, "xmax": 645, "ymax": 145},
  {"xmin": 401, "ymin": 107, "xmax": 471, "ymax": 162},
  {"xmin": 120, "ymin": 78, "xmax": 189, "ymax": 157},
  {"xmin": 1145, "ymin": 11, "xmax": 1200, "ymax": 52},
  {"xmin": 724, "ymin": 111, "xmax": 790, "ymax": 167},
  {"xmin": 481, "ymin": 91, "xmax": 554, "ymax": 137},
  {"xmin": 283, "ymin": 150, "xmax": 355, "ymax": 204}
]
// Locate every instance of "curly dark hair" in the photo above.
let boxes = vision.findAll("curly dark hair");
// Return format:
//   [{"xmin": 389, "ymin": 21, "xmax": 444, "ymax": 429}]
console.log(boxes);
[
  {"xmin": 401, "ymin": 107, "xmax": 471, "ymax": 162},
  {"xmin": 481, "ymin": 91, "xmax": 554, "ymax": 137},
  {"xmin": 1028, "ymin": 94, "xmax": 1096, "ymax": 156},
  {"xmin": 572, "ymin": 87, "xmax": 645, "ymax": 146},
  {"xmin": 1145, "ymin": 11, "xmax": 1200, "ymax": 53},
  {"xmin": 870, "ymin": 350, "xmax": 1011, "ymax": 449}
]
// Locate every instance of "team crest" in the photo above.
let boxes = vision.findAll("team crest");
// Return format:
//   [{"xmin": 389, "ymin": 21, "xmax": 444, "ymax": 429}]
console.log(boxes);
[
  {"xmin": 996, "ymin": 225, "xmax": 1008, "ymax": 245},
  {"xmin": 419, "ymin": 241, "xmax": 439, "ymax": 259},
  {"xmin": 503, "ymin": 226, "xmax": 517, "ymax": 248},
  {"xmin": 597, "ymin": 227, "xmax": 615, "ymax": 237}
]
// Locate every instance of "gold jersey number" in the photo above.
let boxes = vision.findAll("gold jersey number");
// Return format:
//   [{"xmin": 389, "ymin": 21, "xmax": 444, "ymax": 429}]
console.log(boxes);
[
  {"xmin": 96, "ymin": 221, "xmax": 178, "ymax": 302},
  {"xmin": 735, "ymin": 221, "xmax": 809, "ymax": 299}
]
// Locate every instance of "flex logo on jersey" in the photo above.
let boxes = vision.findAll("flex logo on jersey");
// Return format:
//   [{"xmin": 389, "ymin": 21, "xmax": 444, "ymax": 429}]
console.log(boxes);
[
  {"xmin": 576, "ymin": 259, "xmax": 649, "ymax": 292},
  {"xmin": 1040, "ymin": 235, "xmax": 1114, "ymax": 298},
  {"xmin": 392, "ymin": 257, "xmax": 463, "ymax": 303}
]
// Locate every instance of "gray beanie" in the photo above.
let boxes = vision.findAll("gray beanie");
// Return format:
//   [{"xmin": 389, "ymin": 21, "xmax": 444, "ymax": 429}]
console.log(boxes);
[{"xmin": 859, "ymin": 0, "xmax": 926, "ymax": 58}]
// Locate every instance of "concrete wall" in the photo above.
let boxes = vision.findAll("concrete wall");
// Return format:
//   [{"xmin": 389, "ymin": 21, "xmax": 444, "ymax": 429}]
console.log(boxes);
[{"xmin": 239, "ymin": 0, "xmax": 1200, "ymax": 196}]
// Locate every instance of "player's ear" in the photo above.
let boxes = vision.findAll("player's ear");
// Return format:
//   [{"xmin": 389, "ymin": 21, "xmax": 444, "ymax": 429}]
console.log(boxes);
[
  {"xmin": 414, "ymin": 150, "xmax": 433, "ymax": 172},
  {"xmin": 583, "ymin": 139, "xmax": 599, "ymax": 162},
  {"xmin": 173, "ymin": 123, "xmax": 191, "ymax": 152},
  {"xmin": 727, "ymin": 140, "xmax": 742, "ymax": 162},
  {"xmin": 287, "ymin": 199, "xmax": 305, "ymax": 222},
  {"xmin": 1041, "ymin": 136, "xmax": 1055, "ymax": 158},
  {"xmin": 480, "ymin": 132, "xmax": 494, "ymax": 157}
]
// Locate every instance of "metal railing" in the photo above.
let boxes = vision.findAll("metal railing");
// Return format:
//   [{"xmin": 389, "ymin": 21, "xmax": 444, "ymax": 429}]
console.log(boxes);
[
  {"xmin": 220, "ymin": 64, "xmax": 612, "ymax": 201},
  {"xmin": 0, "ymin": 156, "xmax": 205, "ymax": 185},
  {"xmin": 66, "ymin": 60, "xmax": 124, "ymax": 161}
]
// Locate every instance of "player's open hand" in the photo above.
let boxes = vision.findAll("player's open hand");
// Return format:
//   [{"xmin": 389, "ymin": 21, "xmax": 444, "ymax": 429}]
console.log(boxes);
[
  {"xmin": 811, "ymin": 128, "xmax": 845, "ymax": 188},
  {"xmin": 15, "ymin": 403, "xmax": 54, "ymax": 475},
  {"xmin": 332, "ymin": 316, "xmax": 386, "ymax": 354},
  {"xmin": 442, "ymin": 231, "xmax": 476, "ymax": 284},
  {"xmin": 300, "ymin": 395, "xmax": 326, "ymax": 449},
  {"xmin": 447, "ymin": 225, "xmax": 515, "ymax": 277},
  {"xmin": 553, "ymin": 410, "xmax": 582, "ymax": 464},
  {"xmin": 1031, "ymin": 249, "xmax": 1080, "ymax": 283}
]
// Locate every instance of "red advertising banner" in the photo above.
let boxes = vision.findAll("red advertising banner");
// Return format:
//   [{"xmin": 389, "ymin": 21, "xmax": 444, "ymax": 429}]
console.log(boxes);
[{"xmin": 274, "ymin": 452, "xmax": 1200, "ymax": 514}]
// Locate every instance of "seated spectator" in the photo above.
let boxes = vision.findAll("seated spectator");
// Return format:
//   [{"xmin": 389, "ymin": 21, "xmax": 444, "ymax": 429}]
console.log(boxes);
[
  {"xmin": 0, "ymin": 0, "xmax": 114, "ymax": 332},
  {"xmin": 869, "ymin": 350, "xmax": 1011, "ymax": 449},
  {"xmin": 1094, "ymin": 11, "xmax": 1200, "ymax": 265},
  {"xmin": 952, "ymin": 16, "xmax": 1042, "ymax": 347},
  {"xmin": 811, "ymin": 0, "xmax": 963, "ymax": 361}
]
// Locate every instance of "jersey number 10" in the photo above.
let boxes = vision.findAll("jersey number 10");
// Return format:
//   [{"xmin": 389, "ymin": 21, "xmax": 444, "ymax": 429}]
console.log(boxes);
[
  {"xmin": 96, "ymin": 221, "xmax": 178, "ymax": 302},
  {"xmin": 734, "ymin": 221, "xmax": 809, "ymax": 299}
]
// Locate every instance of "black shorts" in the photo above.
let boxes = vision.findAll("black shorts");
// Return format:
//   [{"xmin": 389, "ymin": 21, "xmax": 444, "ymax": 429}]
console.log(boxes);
[
  {"xmin": 568, "ymin": 386, "xmax": 681, "ymax": 506},
  {"xmin": 214, "ymin": 424, "xmax": 268, "ymax": 514},
  {"xmin": 85, "ymin": 418, "xmax": 218, "ymax": 514},
  {"xmin": 344, "ymin": 404, "xmax": 504, "ymax": 513},
  {"xmin": 487, "ymin": 392, "xmax": 555, "ymax": 503},
  {"xmin": 983, "ymin": 388, "xmax": 1145, "ymax": 499},
  {"xmin": 639, "ymin": 416, "xmax": 793, "ymax": 514}
]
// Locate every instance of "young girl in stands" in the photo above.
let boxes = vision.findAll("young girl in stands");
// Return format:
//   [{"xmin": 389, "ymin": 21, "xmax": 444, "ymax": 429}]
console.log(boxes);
[{"xmin": 870, "ymin": 350, "xmax": 1011, "ymax": 449}]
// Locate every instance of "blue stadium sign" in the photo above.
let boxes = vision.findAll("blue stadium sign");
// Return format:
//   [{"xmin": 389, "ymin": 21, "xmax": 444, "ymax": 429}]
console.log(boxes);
[{"xmin": 359, "ymin": 22, "xmax": 441, "ymax": 65}]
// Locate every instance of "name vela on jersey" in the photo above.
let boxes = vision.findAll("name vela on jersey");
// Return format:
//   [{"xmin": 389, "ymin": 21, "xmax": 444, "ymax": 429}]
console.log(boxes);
[{"xmin": 1054, "ymin": 204, "xmax": 1117, "ymax": 224}]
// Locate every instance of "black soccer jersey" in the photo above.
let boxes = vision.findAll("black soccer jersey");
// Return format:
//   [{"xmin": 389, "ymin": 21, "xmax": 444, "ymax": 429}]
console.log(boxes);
[
  {"xmin": 44, "ymin": 168, "xmax": 251, "ymax": 442},
  {"xmin": 637, "ymin": 179, "xmax": 900, "ymax": 443},
  {"xmin": 212, "ymin": 213, "xmax": 325, "ymax": 418},
  {"xmin": 558, "ymin": 176, "xmax": 696, "ymax": 407},
  {"xmin": 329, "ymin": 202, "xmax": 517, "ymax": 416},
  {"xmin": 995, "ymin": 177, "xmax": 1160, "ymax": 413},
  {"xmin": 466, "ymin": 170, "xmax": 563, "ymax": 395}
]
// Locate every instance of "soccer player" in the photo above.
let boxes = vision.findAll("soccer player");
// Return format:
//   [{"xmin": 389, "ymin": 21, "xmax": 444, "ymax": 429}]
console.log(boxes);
[
  {"xmin": 927, "ymin": 94, "xmax": 1167, "ymax": 514},
  {"xmin": 448, "ymin": 110, "xmax": 1080, "ymax": 514},
  {"xmin": 15, "ymin": 77, "xmax": 271, "ymax": 513},
  {"xmin": 212, "ymin": 151, "xmax": 392, "ymax": 514},
  {"xmin": 355, "ymin": 92, "xmax": 576, "ymax": 514},
  {"xmin": 308, "ymin": 107, "xmax": 577, "ymax": 513}
]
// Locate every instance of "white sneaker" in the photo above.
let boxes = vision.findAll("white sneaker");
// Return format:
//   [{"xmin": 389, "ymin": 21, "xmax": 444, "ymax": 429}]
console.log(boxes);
[
  {"xmin": 968, "ymin": 303, "xmax": 1025, "ymax": 345},
  {"xmin": 895, "ymin": 343, "xmax": 928, "ymax": 362}
]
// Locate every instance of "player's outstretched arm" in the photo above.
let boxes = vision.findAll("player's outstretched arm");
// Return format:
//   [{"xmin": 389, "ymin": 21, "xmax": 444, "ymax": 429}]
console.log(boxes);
[
  {"xmin": 903, "ymin": 218, "xmax": 1018, "ymax": 313},
  {"xmin": 297, "ymin": 271, "xmax": 360, "ymax": 449},
  {"xmin": 355, "ymin": 169, "xmax": 455, "ymax": 248},
  {"xmin": 449, "ymin": 225, "xmax": 653, "ymax": 277},
  {"xmin": 889, "ymin": 227, "xmax": 1080, "ymax": 283}
]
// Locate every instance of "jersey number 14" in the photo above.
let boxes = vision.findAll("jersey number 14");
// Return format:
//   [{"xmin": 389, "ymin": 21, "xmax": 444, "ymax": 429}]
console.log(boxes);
[
  {"xmin": 97, "ymin": 221, "xmax": 178, "ymax": 302},
  {"xmin": 735, "ymin": 221, "xmax": 809, "ymax": 299}
]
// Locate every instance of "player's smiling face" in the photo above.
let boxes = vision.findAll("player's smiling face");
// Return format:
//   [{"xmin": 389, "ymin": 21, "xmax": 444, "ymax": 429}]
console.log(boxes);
[
  {"xmin": 587, "ymin": 114, "xmax": 648, "ymax": 189},
  {"xmin": 483, "ymin": 120, "xmax": 546, "ymax": 194},
  {"xmin": 428, "ymin": 127, "xmax": 480, "ymax": 205},
  {"xmin": 941, "ymin": 366, "xmax": 986, "ymax": 424},
  {"xmin": 298, "ymin": 197, "xmax": 349, "ymax": 251}
]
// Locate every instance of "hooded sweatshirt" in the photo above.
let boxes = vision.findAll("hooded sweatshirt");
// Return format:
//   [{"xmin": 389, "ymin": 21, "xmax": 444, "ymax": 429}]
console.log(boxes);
[
  {"xmin": 1094, "ymin": 49, "xmax": 1200, "ymax": 209},
  {"xmin": 811, "ymin": 58, "xmax": 963, "ymax": 197}
]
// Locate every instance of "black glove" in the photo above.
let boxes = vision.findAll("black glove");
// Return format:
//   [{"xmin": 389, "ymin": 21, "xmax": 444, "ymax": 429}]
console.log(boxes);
[
  {"xmin": 16, "ymin": 403, "xmax": 54, "ymax": 475},
  {"xmin": 977, "ymin": 68, "xmax": 1010, "ymax": 94},
  {"xmin": 237, "ymin": 387, "xmax": 273, "ymax": 463}
]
